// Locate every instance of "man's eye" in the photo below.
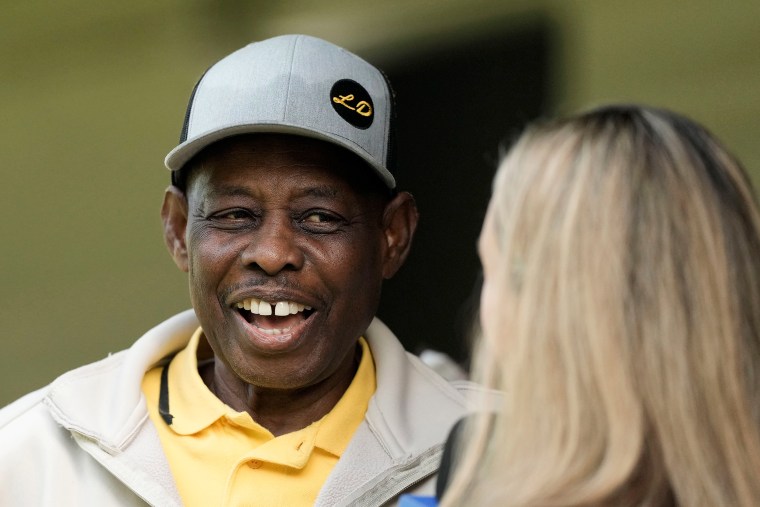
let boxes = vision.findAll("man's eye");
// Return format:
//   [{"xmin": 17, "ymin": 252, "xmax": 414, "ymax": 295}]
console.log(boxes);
[
  {"xmin": 303, "ymin": 212, "xmax": 335, "ymax": 223},
  {"xmin": 217, "ymin": 210, "xmax": 249, "ymax": 220},
  {"xmin": 209, "ymin": 209, "xmax": 254, "ymax": 225},
  {"xmin": 299, "ymin": 211, "xmax": 344, "ymax": 232}
]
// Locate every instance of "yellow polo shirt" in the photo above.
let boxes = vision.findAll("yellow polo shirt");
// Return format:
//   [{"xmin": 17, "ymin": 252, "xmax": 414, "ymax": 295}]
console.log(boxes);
[{"xmin": 141, "ymin": 328, "xmax": 376, "ymax": 506}]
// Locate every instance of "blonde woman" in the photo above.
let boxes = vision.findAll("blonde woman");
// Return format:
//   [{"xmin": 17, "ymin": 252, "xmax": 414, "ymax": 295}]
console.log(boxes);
[{"xmin": 442, "ymin": 105, "xmax": 760, "ymax": 506}]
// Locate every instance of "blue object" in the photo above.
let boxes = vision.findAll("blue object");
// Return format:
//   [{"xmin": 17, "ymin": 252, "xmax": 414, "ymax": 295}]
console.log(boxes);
[{"xmin": 398, "ymin": 494, "xmax": 439, "ymax": 507}]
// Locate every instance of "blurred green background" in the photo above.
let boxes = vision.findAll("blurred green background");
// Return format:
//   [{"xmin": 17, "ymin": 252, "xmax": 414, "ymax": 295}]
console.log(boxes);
[{"xmin": 3, "ymin": 0, "xmax": 760, "ymax": 405}]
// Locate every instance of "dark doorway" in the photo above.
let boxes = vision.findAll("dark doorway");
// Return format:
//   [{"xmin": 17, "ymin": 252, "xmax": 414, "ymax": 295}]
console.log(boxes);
[{"xmin": 375, "ymin": 19, "xmax": 552, "ymax": 367}]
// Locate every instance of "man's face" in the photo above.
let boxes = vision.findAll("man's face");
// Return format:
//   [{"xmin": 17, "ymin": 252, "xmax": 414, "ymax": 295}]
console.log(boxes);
[{"xmin": 162, "ymin": 134, "xmax": 415, "ymax": 392}]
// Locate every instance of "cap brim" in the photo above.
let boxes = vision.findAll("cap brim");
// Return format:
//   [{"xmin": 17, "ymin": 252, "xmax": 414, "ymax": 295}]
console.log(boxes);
[{"xmin": 164, "ymin": 123, "xmax": 396, "ymax": 189}]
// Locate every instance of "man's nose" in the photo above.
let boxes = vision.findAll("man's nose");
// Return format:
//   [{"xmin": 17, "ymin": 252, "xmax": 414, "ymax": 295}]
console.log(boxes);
[{"xmin": 240, "ymin": 215, "xmax": 305, "ymax": 275}]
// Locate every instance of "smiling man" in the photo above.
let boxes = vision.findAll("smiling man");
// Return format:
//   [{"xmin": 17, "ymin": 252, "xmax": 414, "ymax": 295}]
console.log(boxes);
[{"xmin": 0, "ymin": 35, "xmax": 474, "ymax": 506}]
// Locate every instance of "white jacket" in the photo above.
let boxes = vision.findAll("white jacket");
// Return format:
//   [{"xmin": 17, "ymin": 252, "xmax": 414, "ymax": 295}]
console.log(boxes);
[{"xmin": 0, "ymin": 310, "xmax": 476, "ymax": 506}]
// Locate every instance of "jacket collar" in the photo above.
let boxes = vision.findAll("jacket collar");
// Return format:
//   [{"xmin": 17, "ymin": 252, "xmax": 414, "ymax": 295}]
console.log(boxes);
[
  {"xmin": 363, "ymin": 318, "xmax": 469, "ymax": 457},
  {"xmin": 44, "ymin": 310, "xmax": 199, "ymax": 453}
]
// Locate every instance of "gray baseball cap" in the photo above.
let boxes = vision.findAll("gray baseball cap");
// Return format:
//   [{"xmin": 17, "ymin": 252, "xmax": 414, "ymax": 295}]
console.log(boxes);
[{"xmin": 165, "ymin": 34, "xmax": 397, "ymax": 188}]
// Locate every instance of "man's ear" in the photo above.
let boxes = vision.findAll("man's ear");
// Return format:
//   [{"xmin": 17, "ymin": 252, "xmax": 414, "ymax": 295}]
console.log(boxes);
[
  {"xmin": 381, "ymin": 191, "xmax": 419, "ymax": 279},
  {"xmin": 161, "ymin": 186, "xmax": 190, "ymax": 273}
]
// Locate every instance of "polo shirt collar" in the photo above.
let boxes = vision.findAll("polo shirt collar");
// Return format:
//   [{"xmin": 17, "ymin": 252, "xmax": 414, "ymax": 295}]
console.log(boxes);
[
  {"xmin": 166, "ymin": 327, "xmax": 229, "ymax": 435},
  {"xmin": 313, "ymin": 337, "xmax": 375, "ymax": 457}
]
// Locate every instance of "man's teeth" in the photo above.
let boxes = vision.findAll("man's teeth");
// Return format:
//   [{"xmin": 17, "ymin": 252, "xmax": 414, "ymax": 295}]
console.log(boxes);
[{"xmin": 235, "ymin": 298, "xmax": 311, "ymax": 316}]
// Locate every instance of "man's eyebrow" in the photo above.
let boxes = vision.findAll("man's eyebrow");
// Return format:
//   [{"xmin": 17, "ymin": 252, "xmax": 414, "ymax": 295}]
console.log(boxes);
[
  {"xmin": 298, "ymin": 185, "xmax": 339, "ymax": 199},
  {"xmin": 205, "ymin": 185, "xmax": 254, "ymax": 199}
]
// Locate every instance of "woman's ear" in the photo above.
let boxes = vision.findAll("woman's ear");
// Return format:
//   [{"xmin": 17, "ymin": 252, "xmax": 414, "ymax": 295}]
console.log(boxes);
[
  {"xmin": 381, "ymin": 191, "xmax": 419, "ymax": 279},
  {"xmin": 161, "ymin": 186, "xmax": 190, "ymax": 272}
]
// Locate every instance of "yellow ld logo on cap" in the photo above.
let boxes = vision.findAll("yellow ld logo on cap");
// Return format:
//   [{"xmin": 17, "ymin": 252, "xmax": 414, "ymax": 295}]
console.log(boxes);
[
  {"xmin": 330, "ymin": 80, "xmax": 374, "ymax": 129},
  {"xmin": 333, "ymin": 94, "xmax": 373, "ymax": 117}
]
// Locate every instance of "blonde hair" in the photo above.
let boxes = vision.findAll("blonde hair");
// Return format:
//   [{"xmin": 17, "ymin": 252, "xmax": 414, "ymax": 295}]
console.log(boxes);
[{"xmin": 443, "ymin": 105, "xmax": 760, "ymax": 506}]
